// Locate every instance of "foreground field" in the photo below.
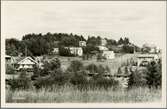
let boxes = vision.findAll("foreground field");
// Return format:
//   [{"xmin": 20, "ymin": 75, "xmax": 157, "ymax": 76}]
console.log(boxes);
[{"xmin": 6, "ymin": 86, "xmax": 161, "ymax": 103}]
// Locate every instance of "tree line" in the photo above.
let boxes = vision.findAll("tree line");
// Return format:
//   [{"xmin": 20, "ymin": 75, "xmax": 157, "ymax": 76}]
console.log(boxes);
[{"xmin": 6, "ymin": 32, "xmax": 140, "ymax": 56}]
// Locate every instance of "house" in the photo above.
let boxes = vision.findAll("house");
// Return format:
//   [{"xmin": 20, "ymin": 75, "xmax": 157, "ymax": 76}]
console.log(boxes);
[
  {"xmin": 35, "ymin": 56, "xmax": 44, "ymax": 69},
  {"xmin": 102, "ymin": 51, "xmax": 115, "ymax": 59},
  {"xmin": 79, "ymin": 41, "xmax": 86, "ymax": 47},
  {"xmin": 52, "ymin": 48, "xmax": 59, "ymax": 54},
  {"xmin": 66, "ymin": 47, "xmax": 83, "ymax": 56},
  {"xmin": 137, "ymin": 54, "xmax": 159, "ymax": 66},
  {"xmin": 16, "ymin": 57, "xmax": 38, "ymax": 71},
  {"xmin": 98, "ymin": 46, "xmax": 109, "ymax": 51},
  {"xmin": 101, "ymin": 39, "xmax": 107, "ymax": 46}
]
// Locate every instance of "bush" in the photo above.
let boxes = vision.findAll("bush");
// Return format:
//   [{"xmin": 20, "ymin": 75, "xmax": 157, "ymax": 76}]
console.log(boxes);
[
  {"xmin": 67, "ymin": 60, "xmax": 84, "ymax": 73},
  {"xmin": 32, "ymin": 58, "xmax": 71, "ymax": 89},
  {"xmin": 7, "ymin": 70, "xmax": 32, "ymax": 90},
  {"xmin": 94, "ymin": 77, "xmax": 119, "ymax": 89},
  {"xmin": 6, "ymin": 64, "xmax": 16, "ymax": 74},
  {"xmin": 70, "ymin": 70, "xmax": 88, "ymax": 86},
  {"xmin": 128, "ymin": 68, "xmax": 147, "ymax": 88}
]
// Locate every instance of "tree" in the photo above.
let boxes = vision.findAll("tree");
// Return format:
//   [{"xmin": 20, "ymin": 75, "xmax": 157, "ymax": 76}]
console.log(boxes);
[
  {"xmin": 6, "ymin": 64, "xmax": 16, "ymax": 74},
  {"xmin": 124, "ymin": 37, "xmax": 129, "ymax": 45},
  {"xmin": 122, "ymin": 45, "xmax": 134, "ymax": 53},
  {"xmin": 141, "ymin": 43, "xmax": 151, "ymax": 53},
  {"xmin": 97, "ymin": 53, "xmax": 103, "ymax": 61},
  {"xmin": 118, "ymin": 37, "xmax": 124, "ymax": 45},
  {"xmin": 59, "ymin": 46, "xmax": 73, "ymax": 56},
  {"xmin": 146, "ymin": 60, "xmax": 162, "ymax": 89}
]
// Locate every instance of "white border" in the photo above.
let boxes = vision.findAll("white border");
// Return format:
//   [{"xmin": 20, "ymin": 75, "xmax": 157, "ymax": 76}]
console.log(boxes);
[{"xmin": 1, "ymin": 1, "xmax": 166, "ymax": 108}]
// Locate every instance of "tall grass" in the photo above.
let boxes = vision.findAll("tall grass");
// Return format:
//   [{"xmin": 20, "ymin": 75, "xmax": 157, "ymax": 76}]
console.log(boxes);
[{"xmin": 6, "ymin": 85, "xmax": 161, "ymax": 103}]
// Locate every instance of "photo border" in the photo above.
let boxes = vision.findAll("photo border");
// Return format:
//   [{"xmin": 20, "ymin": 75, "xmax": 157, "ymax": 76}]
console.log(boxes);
[{"xmin": 1, "ymin": 0, "xmax": 167, "ymax": 108}]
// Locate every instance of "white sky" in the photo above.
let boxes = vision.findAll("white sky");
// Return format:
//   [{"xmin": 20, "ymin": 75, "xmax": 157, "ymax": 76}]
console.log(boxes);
[{"xmin": 1, "ymin": 1, "xmax": 166, "ymax": 48}]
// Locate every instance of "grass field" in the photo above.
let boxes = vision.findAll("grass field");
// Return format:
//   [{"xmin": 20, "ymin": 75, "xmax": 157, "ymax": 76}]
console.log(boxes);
[
  {"xmin": 6, "ymin": 53, "xmax": 161, "ymax": 103},
  {"xmin": 6, "ymin": 86, "xmax": 161, "ymax": 103}
]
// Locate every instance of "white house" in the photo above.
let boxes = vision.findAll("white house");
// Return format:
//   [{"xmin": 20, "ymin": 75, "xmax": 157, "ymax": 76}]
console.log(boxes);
[
  {"xmin": 17, "ymin": 57, "xmax": 38, "ymax": 70},
  {"xmin": 101, "ymin": 39, "xmax": 107, "ymax": 46},
  {"xmin": 69, "ymin": 47, "xmax": 83, "ymax": 56},
  {"xmin": 79, "ymin": 41, "xmax": 86, "ymax": 47},
  {"xmin": 65, "ymin": 47, "xmax": 83, "ymax": 56},
  {"xmin": 98, "ymin": 46, "xmax": 109, "ymax": 51},
  {"xmin": 102, "ymin": 51, "xmax": 115, "ymax": 59},
  {"xmin": 137, "ymin": 54, "xmax": 159, "ymax": 66},
  {"xmin": 52, "ymin": 48, "xmax": 59, "ymax": 54}
]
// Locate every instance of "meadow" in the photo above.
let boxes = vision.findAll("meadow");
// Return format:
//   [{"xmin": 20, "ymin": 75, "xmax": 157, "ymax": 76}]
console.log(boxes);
[
  {"xmin": 6, "ymin": 86, "xmax": 161, "ymax": 103},
  {"xmin": 6, "ymin": 53, "xmax": 162, "ymax": 103}
]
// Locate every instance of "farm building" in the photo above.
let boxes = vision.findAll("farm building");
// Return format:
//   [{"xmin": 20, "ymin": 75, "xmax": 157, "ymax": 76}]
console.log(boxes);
[
  {"xmin": 79, "ymin": 41, "xmax": 86, "ymax": 47},
  {"xmin": 16, "ymin": 57, "xmax": 38, "ymax": 71},
  {"xmin": 102, "ymin": 51, "xmax": 115, "ymax": 59},
  {"xmin": 137, "ymin": 54, "xmax": 159, "ymax": 66}
]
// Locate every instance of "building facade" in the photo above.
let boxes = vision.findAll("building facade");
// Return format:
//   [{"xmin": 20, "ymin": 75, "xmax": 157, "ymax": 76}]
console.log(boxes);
[{"xmin": 68, "ymin": 47, "xmax": 83, "ymax": 56}]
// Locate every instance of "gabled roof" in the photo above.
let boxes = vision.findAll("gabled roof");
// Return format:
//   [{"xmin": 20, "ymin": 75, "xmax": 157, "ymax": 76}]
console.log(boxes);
[{"xmin": 17, "ymin": 57, "xmax": 38, "ymax": 65}]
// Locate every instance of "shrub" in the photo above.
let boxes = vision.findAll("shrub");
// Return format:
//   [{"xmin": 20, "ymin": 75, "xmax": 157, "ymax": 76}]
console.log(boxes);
[{"xmin": 86, "ymin": 63, "xmax": 98, "ymax": 74}]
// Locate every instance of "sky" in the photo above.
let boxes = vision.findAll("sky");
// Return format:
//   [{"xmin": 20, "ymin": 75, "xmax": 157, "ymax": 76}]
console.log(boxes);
[{"xmin": 1, "ymin": 1, "xmax": 166, "ymax": 48}]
